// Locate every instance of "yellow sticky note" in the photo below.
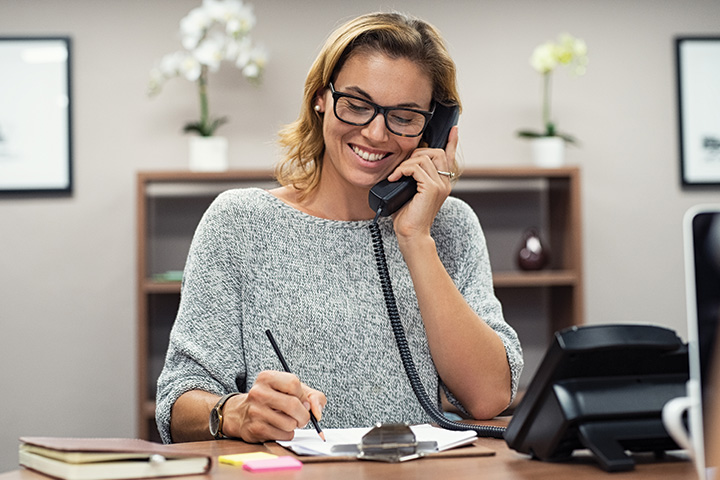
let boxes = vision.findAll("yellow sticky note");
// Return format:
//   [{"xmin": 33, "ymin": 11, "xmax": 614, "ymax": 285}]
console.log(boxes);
[{"xmin": 219, "ymin": 452, "xmax": 278, "ymax": 466}]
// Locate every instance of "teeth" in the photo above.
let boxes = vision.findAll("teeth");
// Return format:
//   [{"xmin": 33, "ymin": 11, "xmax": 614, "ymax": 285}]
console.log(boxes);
[{"xmin": 352, "ymin": 145, "xmax": 386, "ymax": 162}]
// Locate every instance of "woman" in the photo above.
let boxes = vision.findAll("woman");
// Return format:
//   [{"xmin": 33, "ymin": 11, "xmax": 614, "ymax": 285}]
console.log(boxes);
[{"xmin": 156, "ymin": 11, "xmax": 523, "ymax": 444}]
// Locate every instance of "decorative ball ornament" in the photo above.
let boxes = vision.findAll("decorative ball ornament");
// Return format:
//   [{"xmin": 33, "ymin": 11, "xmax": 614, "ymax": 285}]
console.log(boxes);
[{"xmin": 516, "ymin": 228, "xmax": 550, "ymax": 271}]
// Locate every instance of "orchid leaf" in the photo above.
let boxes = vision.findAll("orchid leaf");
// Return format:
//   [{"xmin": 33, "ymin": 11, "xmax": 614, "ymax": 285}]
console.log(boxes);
[
  {"xmin": 516, "ymin": 129, "xmax": 578, "ymax": 145},
  {"xmin": 517, "ymin": 130, "xmax": 545, "ymax": 139},
  {"xmin": 183, "ymin": 116, "xmax": 229, "ymax": 137}
]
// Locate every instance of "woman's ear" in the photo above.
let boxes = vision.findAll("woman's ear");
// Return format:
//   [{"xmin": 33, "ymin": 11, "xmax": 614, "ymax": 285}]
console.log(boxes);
[{"xmin": 314, "ymin": 88, "xmax": 328, "ymax": 114}]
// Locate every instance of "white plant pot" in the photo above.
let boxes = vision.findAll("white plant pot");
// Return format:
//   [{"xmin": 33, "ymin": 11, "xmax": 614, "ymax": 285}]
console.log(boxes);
[
  {"xmin": 531, "ymin": 137, "xmax": 565, "ymax": 168},
  {"xmin": 189, "ymin": 136, "xmax": 228, "ymax": 171}
]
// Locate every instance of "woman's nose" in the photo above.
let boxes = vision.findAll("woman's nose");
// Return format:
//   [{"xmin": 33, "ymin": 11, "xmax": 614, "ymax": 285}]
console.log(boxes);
[{"xmin": 362, "ymin": 114, "xmax": 389, "ymax": 142}]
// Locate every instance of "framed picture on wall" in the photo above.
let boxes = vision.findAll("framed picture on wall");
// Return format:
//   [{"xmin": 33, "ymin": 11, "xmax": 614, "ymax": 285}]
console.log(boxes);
[
  {"xmin": 676, "ymin": 36, "xmax": 720, "ymax": 186},
  {"xmin": 0, "ymin": 36, "xmax": 73, "ymax": 195}
]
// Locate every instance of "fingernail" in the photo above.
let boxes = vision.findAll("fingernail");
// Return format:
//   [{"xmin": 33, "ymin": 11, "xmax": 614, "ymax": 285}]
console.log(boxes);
[{"xmin": 303, "ymin": 402, "xmax": 310, "ymax": 410}]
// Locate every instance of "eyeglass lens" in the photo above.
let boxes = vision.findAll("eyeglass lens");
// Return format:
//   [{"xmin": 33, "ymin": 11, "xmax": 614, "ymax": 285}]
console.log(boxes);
[{"xmin": 334, "ymin": 96, "xmax": 428, "ymax": 136}]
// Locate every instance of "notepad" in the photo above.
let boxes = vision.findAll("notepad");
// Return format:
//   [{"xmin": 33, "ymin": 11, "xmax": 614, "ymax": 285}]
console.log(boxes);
[
  {"xmin": 242, "ymin": 456, "xmax": 302, "ymax": 472},
  {"xmin": 277, "ymin": 424, "xmax": 477, "ymax": 457},
  {"xmin": 219, "ymin": 452, "xmax": 277, "ymax": 466}
]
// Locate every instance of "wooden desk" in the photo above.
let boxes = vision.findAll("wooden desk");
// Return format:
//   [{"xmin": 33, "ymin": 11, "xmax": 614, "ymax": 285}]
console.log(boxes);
[{"xmin": 1, "ymin": 422, "xmax": 695, "ymax": 480}]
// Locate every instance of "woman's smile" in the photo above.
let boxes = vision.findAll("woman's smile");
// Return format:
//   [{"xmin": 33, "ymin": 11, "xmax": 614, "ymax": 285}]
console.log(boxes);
[{"xmin": 350, "ymin": 143, "xmax": 391, "ymax": 163}]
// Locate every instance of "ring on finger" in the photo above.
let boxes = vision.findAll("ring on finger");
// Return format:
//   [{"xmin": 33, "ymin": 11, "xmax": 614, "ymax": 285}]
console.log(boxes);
[{"xmin": 437, "ymin": 170, "xmax": 455, "ymax": 179}]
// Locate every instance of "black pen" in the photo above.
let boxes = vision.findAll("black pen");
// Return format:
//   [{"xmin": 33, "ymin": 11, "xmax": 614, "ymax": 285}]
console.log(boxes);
[{"xmin": 265, "ymin": 329, "xmax": 326, "ymax": 442}]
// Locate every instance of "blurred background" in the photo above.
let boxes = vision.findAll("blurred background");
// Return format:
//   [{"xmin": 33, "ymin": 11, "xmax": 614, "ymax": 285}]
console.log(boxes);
[{"xmin": 1, "ymin": 0, "xmax": 719, "ymax": 472}]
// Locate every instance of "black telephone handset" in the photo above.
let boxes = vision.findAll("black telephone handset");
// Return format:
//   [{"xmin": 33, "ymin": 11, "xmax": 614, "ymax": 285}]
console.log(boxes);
[{"xmin": 368, "ymin": 103, "xmax": 460, "ymax": 216}]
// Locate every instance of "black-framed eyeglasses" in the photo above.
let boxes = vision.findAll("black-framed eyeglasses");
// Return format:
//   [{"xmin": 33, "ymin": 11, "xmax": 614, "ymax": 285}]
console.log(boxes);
[{"xmin": 329, "ymin": 82, "xmax": 435, "ymax": 137}]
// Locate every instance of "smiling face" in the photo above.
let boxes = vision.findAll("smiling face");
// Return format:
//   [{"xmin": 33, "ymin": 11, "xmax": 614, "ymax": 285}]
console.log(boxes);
[{"xmin": 315, "ymin": 51, "xmax": 434, "ymax": 196}]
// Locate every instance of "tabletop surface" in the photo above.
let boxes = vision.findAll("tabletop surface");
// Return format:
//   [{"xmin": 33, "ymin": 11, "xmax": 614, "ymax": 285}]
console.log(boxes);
[{"xmin": 1, "ymin": 419, "xmax": 696, "ymax": 480}]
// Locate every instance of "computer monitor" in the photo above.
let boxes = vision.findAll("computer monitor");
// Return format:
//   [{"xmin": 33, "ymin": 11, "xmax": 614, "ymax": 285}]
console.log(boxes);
[
  {"xmin": 503, "ymin": 323, "xmax": 688, "ymax": 472},
  {"xmin": 682, "ymin": 206, "xmax": 720, "ymax": 479}
]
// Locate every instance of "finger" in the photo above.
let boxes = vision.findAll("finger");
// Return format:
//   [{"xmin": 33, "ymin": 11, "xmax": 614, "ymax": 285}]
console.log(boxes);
[
  {"xmin": 399, "ymin": 135, "xmax": 457, "ymax": 182},
  {"xmin": 260, "ymin": 373, "xmax": 328, "ymax": 427},
  {"xmin": 240, "ymin": 403, "xmax": 301, "ymax": 442},
  {"xmin": 302, "ymin": 388, "xmax": 327, "ymax": 421},
  {"xmin": 387, "ymin": 160, "xmax": 431, "ymax": 185},
  {"xmin": 444, "ymin": 125, "xmax": 459, "ymax": 172},
  {"xmin": 222, "ymin": 388, "xmax": 301, "ymax": 443},
  {"xmin": 398, "ymin": 153, "xmax": 449, "ymax": 186},
  {"xmin": 422, "ymin": 127, "xmax": 458, "ymax": 179},
  {"xmin": 387, "ymin": 153, "xmax": 435, "ymax": 182},
  {"xmin": 414, "ymin": 125, "xmax": 459, "ymax": 177},
  {"xmin": 261, "ymin": 370, "xmax": 305, "ymax": 398},
  {"xmin": 253, "ymin": 371, "xmax": 311, "ymax": 426}
]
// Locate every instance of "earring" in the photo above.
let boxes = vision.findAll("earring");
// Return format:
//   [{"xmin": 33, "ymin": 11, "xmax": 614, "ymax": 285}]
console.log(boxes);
[{"xmin": 314, "ymin": 105, "xmax": 321, "ymax": 112}]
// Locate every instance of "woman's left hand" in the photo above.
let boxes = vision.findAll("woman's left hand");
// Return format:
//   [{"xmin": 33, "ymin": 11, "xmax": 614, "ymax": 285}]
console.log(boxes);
[{"xmin": 387, "ymin": 125, "xmax": 459, "ymax": 241}]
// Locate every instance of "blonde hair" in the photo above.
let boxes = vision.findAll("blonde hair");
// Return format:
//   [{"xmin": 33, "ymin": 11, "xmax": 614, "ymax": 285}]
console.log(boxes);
[{"xmin": 275, "ymin": 12, "xmax": 462, "ymax": 196}]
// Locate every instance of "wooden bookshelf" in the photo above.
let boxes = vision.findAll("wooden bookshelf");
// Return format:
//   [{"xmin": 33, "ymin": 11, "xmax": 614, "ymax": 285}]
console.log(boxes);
[{"xmin": 136, "ymin": 167, "xmax": 583, "ymax": 439}]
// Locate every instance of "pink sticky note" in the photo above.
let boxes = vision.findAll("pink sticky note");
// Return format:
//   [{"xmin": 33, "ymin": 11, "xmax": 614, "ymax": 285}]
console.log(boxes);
[{"xmin": 242, "ymin": 456, "xmax": 303, "ymax": 472}]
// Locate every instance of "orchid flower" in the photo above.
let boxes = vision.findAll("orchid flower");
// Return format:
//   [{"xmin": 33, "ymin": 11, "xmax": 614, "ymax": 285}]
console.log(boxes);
[
  {"xmin": 148, "ymin": 0, "xmax": 267, "ymax": 137},
  {"xmin": 519, "ymin": 33, "xmax": 588, "ymax": 143}
]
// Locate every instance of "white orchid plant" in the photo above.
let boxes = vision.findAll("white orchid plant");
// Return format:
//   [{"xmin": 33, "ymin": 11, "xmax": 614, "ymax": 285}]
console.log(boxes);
[
  {"xmin": 148, "ymin": 0, "xmax": 268, "ymax": 137},
  {"xmin": 518, "ymin": 33, "xmax": 588, "ymax": 143}
]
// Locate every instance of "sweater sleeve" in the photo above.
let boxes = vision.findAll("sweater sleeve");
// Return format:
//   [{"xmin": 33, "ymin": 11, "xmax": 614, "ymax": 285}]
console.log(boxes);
[
  {"xmin": 155, "ymin": 191, "xmax": 247, "ymax": 444},
  {"xmin": 433, "ymin": 198, "xmax": 524, "ymax": 414}
]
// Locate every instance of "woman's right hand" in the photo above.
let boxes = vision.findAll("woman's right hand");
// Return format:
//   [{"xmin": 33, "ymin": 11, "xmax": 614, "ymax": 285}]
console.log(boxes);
[{"xmin": 222, "ymin": 370, "xmax": 326, "ymax": 443}]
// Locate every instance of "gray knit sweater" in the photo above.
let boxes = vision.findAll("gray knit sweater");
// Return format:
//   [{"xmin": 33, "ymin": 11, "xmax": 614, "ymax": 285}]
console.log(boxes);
[{"xmin": 155, "ymin": 188, "xmax": 523, "ymax": 443}]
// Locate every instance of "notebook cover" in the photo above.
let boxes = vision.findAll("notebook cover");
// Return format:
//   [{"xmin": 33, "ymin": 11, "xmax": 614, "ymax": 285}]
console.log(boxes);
[{"xmin": 19, "ymin": 437, "xmax": 211, "ymax": 469}]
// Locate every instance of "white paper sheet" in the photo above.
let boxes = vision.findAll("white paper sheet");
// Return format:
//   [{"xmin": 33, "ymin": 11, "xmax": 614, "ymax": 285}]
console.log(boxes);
[{"xmin": 277, "ymin": 424, "xmax": 477, "ymax": 457}]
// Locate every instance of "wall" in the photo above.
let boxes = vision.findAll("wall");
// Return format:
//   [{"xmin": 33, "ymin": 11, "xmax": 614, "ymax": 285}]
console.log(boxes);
[{"xmin": 1, "ymin": 0, "xmax": 719, "ymax": 472}]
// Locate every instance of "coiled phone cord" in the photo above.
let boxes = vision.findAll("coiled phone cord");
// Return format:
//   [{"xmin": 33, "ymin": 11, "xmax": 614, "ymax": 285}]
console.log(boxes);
[{"xmin": 369, "ymin": 215, "xmax": 506, "ymax": 439}]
